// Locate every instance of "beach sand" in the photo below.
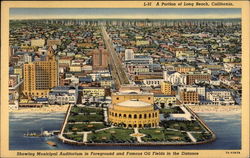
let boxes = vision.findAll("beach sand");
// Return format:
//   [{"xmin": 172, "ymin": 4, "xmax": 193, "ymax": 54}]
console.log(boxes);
[
  {"xmin": 9, "ymin": 105, "xmax": 69, "ymax": 113},
  {"xmin": 9, "ymin": 104, "xmax": 241, "ymax": 114},
  {"xmin": 188, "ymin": 105, "xmax": 241, "ymax": 113}
]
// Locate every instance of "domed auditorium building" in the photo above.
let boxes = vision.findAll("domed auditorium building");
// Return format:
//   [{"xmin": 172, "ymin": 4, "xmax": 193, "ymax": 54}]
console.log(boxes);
[{"xmin": 108, "ymin": 89, "xmax": 159, "ymax": 128}]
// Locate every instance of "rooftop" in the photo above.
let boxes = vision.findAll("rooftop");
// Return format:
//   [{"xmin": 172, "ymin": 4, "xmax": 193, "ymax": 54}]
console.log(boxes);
[
  {"xmin": 207, "ymin": 89, "xmax": 230, "ymax": 92},
  {"xmin": 114, "ymin": 91, "xmax": 153, "ymax": 95},
  {"xmin": 52, "ymin": 86, "xmax": 75, "ymax": 91},
  {"xmin": 154, "ymin": 94, "xmax": 176, "ymax": 98},
  {"xmin": 117, "ymin": 99, "xmax": 151, "ymax": 107}
]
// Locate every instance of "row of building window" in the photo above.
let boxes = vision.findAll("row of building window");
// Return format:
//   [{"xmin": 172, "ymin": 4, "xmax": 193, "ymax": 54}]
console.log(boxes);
[
  {"xmin": 116, "ymin": 97, "xmax": 151, "ymax": 100},
  {"xmin": 109, "ymin": 112, "xmax": 157, "ymax": 119},
  {"xmin": 24, "ymin": 92, "xmax": 47, "ymax": 96},
  {"xmin": 146, "ymin": 81, "xmax": 160, "ymax": 84},
  {"xmin": 111, "ymin": 122, "xmax": 158, "ymax": 128}
]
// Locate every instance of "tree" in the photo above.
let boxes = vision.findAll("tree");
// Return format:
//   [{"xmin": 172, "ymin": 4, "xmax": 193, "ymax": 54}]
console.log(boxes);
[
  {"xmin": 168, "ymin": 103, "xmax": 173, "ymax": 108},
  {"xmin": 164, "ymin": 113, "xmax": 170, "ymax": 118},
  {"xmin": 110, "ymin": 134, "xmax": 116, "ymax": 142},
  {"xmin": 120, "ymin": 122, "xmax": 126, "ymax": 128},
  {"xmin": 91, "ymin": 135, "xmax": 97, "ymax": 142},
  {"xmin": 160, "ymin": 103, "xmax": 165, "ymax": 109}
]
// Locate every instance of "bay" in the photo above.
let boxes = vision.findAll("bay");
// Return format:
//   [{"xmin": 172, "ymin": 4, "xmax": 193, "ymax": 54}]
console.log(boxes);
[{"xmin": 9, "ymin": 112, "xmax": 241, "ymax": 150}]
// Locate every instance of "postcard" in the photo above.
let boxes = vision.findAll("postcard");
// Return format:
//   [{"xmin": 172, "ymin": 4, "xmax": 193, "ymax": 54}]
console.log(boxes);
[{"xmin": 1, "ymin": 0, "xmax": 249, "ymax": 158}]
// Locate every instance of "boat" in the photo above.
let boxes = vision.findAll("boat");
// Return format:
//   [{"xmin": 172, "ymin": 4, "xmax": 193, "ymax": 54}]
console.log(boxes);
[
  {"xmin": 46, "ymin": 141, "xmax": 57, "ymax": 146},
  {"xmin": 24, "ymin": 129, "xmax": 41, "ymax": 137},
  {"xmin": 42, "ymin": 130, "xmax": 54, "ymax": 137},
  {"xmin": 23, "ymin": 128, "xmax": 54, "ymax": 137}
]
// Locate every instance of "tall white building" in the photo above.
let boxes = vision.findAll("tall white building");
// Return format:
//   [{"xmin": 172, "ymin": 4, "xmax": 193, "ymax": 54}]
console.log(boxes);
[{"xmin": 125, "ymin": 49, "xmax": 134, "ymax": 61}]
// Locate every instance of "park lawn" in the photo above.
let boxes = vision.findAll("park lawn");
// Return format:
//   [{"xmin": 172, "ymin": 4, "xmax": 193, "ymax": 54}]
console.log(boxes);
[
  {"xmin": 88, "ymin": 128, "xmax": 135, "ymax": 143},
  {"xmin": 64, "ymin": 123, "xmax": 107, "ymax": 132},
  {"xmin": 63, "ymin": 133, "xmax": 83, "ymax": 142},
  {"xmin": 191, "ymin": 132, "xmax": 212, "ymax": 142},
  {"xmin": 163, "ymin": 130, "xmax": 191, "ymax": 142},
  {"xmin": 161, "ymin": 120, "xmax": 206, "ymax": 132},
  {"xmin": 140, "ymin": 128, "xmax": 165, "ymax": 142},
  {"xmin": 68, "ymin": 113, "xmax": 104, "ymax": 122},
  {"xmin": 160, "ymin": 106, "xmax": 184, "ymax": 114}
]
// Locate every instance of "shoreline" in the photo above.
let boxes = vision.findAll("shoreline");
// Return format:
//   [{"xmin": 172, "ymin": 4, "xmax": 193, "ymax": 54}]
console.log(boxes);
[
  {"xmin": 9, "ymin": 104, "xmax": 242, "ymax": 114},
  {"xmin": 187, "ymin": 105, "xmax": 241, "ymax": 114},
  {"xmin": 9, "ymin": 105, "xmax": 69, "ymax": 113}
]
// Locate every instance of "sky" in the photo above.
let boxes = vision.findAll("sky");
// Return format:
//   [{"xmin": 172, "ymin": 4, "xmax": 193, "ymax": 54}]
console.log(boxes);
[{"xmin": 10, "ymin": 8, "xmax": 241, "ymax": 20}]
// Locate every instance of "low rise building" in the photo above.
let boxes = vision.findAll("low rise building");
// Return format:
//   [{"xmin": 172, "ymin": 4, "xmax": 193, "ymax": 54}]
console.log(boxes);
[
  {"xmin": 174, "ymin": 65, "xmax": 195, "ymax": 73},
  {"xmin": 178, "ymin": 86, "xmax": 206, "ymax": 101},
  {"xmin": 206, "ymin": 89, "xmax": 235, "ymax": 105},
  {"xmin": 154, "ymin": 95, "xmax": 176, "ymax": 108},
  {"xmin": 161, "ymin": 81, "xmax": 172, "ymax": 95},
  {"xmin": 179, "ymin": 91, "xmax": 199, "ymax": 105},
  {"xmin": 81, "ymin": 87, "xmax": 106, "ymax": 97},
  {"xmin": 65, "ymin": 74, "xmax": 79, "ymax": 85},
  {"xmin": 143, "ymin": 79, "xmax": 164, "ymax": 87},
  {"xmin": 175, "ymin": 50, "xmax": 195, "ymax": 58},
  {"xmin": 100, "ymin": 77, "xmax": 113, "ymax": 88},
  {"xmin": 177, "ymin": 86, "xmax": 200, "ymax": 105},
  {"xmin": 48, "ymin": 86, "xmax": 77, "ymax": 105},
  {"xmin": 47, "ymin": 39, "xmax": 61, "ymax": 46},
  {"xmin": 14, "ymin": 66, "xmax": 23, "ymax": 79},
  {"xmin": 69, "ymin": 66, "xmax": 82, "ymax": 72},
  {"xmin": 163, "ymin": 71, "xmax": 187, "ymax": 85},
  {"xmin": 186, "ymin": 72, "xmax": 210, "ymax": 85},
  {"xmin": 58, "ymin": 57, "xmax": 73, "ymax": 66},
  {"xmin": 136, "ymin": 40, "xmax": 149, "ymax": 46},
  {"xmin": 124, "ymin": 49, "xmax": 134, "ymax": 61},
  {"xmin": 31, "ymin": 39, "xmax": 45, "ymax": 47},
  {"xmin": 9, "ymin": 100, "xmax": 19, "ymax": 110}
]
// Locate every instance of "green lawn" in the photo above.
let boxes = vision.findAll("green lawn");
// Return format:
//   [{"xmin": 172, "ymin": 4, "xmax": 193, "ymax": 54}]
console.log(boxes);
[
  {"xmin": 65, "ymin": 123, "xmax": 107, "ymax": 132},
  {"xmin": 68, "ymin": 106, "xmax": 104, "ymax": 122},
  {"xmin": 63, "ymin": 133, "xmax": 83, "ymax": 142},
  {"xmin": 140, "ymin": 128, "xmax": 165, "ymax": 142},
  {"xmin": 160, "ymin": 106, "xmax": 184, "ymax": 114},
  {"xmin": 160, "ymin": 120, "xmax": 205, "ymax": 132},
  {"xmin": 139, "ymin": 128, "xmax": 191, "ymax": 142},
  {"xmin": 68, "ymin": 113, "xmax": 104, "ymax": 122},
  {"xmin": 163, "ymin": 130, "xmax": 191, "ymax": 142},
  {"xmin": 88, "ymin": 128, "xmax": 135, "ymax": 143}
]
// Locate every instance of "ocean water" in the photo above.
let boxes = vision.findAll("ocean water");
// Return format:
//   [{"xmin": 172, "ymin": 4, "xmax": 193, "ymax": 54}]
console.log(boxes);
[{"xmin": 9, "ymin": 112, "xmax": 241, "ymax": 150}]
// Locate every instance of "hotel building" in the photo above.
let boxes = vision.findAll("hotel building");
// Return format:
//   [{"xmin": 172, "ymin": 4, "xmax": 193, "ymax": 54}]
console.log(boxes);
[
  {"xmin": 23, "ymin": 47, "xmax": 58, "ymax": 98},
  {"xmin": 92, "ymin": 48, "xmax": 109, "ymax": 70}
]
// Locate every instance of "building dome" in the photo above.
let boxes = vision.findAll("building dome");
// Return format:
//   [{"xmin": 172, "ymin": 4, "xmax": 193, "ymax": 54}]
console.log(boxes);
[{"xmin": 117, "ymin": 99, "xmax": 151, "ymax": 108}]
